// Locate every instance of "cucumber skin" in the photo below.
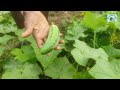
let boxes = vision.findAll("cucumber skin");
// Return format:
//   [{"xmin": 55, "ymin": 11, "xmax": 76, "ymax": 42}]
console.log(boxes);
[{"xmin": 40, "ymin": 24, "xmax": 60, "ymax": 55}]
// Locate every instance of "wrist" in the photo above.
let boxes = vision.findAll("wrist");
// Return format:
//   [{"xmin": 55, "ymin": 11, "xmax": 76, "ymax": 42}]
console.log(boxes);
[{"xmin": 10, "ymin": 11, "xmax": 24, "ymax": 28}]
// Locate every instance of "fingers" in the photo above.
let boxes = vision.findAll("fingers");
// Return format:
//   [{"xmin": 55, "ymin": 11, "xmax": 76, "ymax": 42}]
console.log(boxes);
[
  {"xmin": 34, "ymin": 36, "xmax": 44, "ymax": 48},
  {"xmin": 43, "ymin": 32, "xmax": 64, "ymax": 50},
  {"xmin": 43, "ymin": 38, "xmax": 47, "ymax": 43},
  {"xmin": 59, "ymin": 40, "xmax": 64, "ymax": 44},
  {"xmin": 37, "ymin": 39, "xmax": 44, "ymax": 48},
  {"xmin": 54, "ymin": 40, "xmax": 64, "ymax": 50},
  {"xmin": 22, "ymin": 20, "xmax": 35, "ymax": 38},
  {"xmin": 59, "ymin": 33, "xmax": 64, "ymax": 44},
  {"xmin": 32, "ymin": 24, "xmax": 49, "ymax": 48},
  {"xmin": 54, "ymin": 46, "xmax": 61, "ymax": 50},
  {"xmin": 22, "ymin": 11, "xmax": 51, "ymax": 49},
  {"xmin": 46, "ymin": 45, "xmax": 61, "ymax": 56},
  {"xmin": 60, "ymin": 33, "xmax": 63, "ymax": 37},
  {"xmin": 22, "ymin": 28, "xmax": 33, "ymax": 38}
]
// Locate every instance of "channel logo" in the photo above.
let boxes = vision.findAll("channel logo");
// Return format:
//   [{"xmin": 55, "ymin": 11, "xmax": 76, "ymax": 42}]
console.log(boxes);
[{"xmin": 107, "ymin": 14, "xmax": 117, "ymax": 22}]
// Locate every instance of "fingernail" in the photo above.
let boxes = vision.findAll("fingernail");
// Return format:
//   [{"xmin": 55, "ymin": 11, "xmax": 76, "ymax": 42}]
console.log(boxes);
[
  {"xmin": 55, "ymin": 46, "xmax": 61, "ymax": 50},
  {"xmin": 60, "ymin": 33, "xmax": 63, "ymax": 36},
  {"xmin": 60, "ymin": 33, "xmax": 62, "ymax": 36},
  {"xmin": 59, "ymin": 40, "xmax": 64, "ymax": 44},
  {"xmin": 22, "ymin": 33, "xmax": 25, "ymax": 38},
  {"xmin": 39, "ymin": 45, "xmax": 42, "ymax": 48}
]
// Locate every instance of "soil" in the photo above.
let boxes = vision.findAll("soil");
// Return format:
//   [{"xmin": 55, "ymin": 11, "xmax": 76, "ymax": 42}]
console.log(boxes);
[
  {"xmin": 48, "ymin": 11, "xmax": 85, "ymax": 34},
  {"xmin": 48, "ymin": 11, "xmax": 84, "ymax": 25}
]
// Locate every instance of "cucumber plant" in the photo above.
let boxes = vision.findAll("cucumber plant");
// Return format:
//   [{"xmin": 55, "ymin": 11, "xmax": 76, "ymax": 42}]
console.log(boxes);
[{"xmin": 1, "ymin": 11, "xmax": 120, "ymax": 79}]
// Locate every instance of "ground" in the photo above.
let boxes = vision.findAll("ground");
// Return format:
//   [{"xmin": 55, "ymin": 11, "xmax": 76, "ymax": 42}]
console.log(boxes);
[
  {"xmin": 48, "ymin": 11, "xmax": 84, "ymax": 33},
  {"xmin": 49, "ymin": 11, "xmax": 84, "ymax": 24}
]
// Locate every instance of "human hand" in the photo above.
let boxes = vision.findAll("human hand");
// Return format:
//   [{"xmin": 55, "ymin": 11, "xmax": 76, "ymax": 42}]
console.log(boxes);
[{"xmin": 22, "ymin": 11, "xmax": 64, "ymax": 50}]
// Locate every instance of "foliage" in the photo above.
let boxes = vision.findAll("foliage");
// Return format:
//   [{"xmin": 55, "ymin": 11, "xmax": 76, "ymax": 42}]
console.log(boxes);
[
  {"xmin": 44, "ymin": 57, "xmax": 76, "ymax": 79},
  {"xmin": 1, "ymin": 11, "xmax": 120, "ymax": 79},
  {"xmin": 71, "ymin": 40, "xmax": 108, "ymax": 66},
  {"xmin": 2, "ymin": 57, "xmax": 42, "ymax": 79}
]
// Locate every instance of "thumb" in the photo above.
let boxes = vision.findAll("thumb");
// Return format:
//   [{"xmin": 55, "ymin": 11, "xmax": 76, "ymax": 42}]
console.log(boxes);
[
  {"xmin": 22, "ymin": 21, "xmax": 34, "ymax": 38},
  {"xmin": 22, "ymin": 27, "xmax": 33, "ymax": 38}
]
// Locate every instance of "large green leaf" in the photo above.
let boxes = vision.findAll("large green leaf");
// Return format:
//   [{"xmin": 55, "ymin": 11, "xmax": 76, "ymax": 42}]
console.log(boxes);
[
  {"xmin": 11, "ymin": 48, "xmax": 29, "ymax": 62},
  {"xmin": 26, "ymin": 36, "xmax": 62, "ymax": 69},
  {"xmin": 2, "ymin": 69, "xmax": 23, "ymax": 79},
  {"xmin": 21, "ymin": 45, "xmax": 37, "ymax": 62},
  {"xmin": 71, "ymin": 40, "xmax": 108, "ymax": 66},
  {"xmin": 20, "ymin": 62, "xmax": 42, "ymax": 79},
  {"xmin": 15, "ymin": 29, "xmax": 31, "ymax": 42},
  {"xmin": 0, "ymin": 24, "xmax": 17, "ymax": 34},
  {"xmin": 2, "ymin": 59, "xmax": 23, "ymax": 79},
  {"xmin": 110, "ymin": 58, "xmax": 120, "ymax": 74},
  {"xmin": 44, "ymin": 57, "xmax": 76, "ymax": 79},
  {"xmin": 11, "ymin": 46, "xmax": 37, "ymax": 63},
  {"xmin": 82, "ymin": 11, "xmax": 97, "ymax": 30},
  {"xmin": 2, "ymin": 58, "xmax": 42, "ymax": 79},
  {"xmin": 37, "ymin": 50, "xmax": 61, "ymax": 69},
  {"xmin": 65, "ymin": 21, "xmax": 87, "ymax": 41},
  {"xmin": 15, "ymin": 29, "xmax": 43, "ymax": 56},
  {"xmin": 0, "ymin": 35, "xmax": 14, "ymax": 45},
  {"xmin": 73, "ymin": 71, "xmax": 93, "ymax": 79},
  {"xmin": 0, "ymin": 12, "xmax": 17, "ymax": 34},
  {"xmin": 15, "ymin": 29, "xmax": 61, "ymax": 68},
  {"xmin": 102, "ymin": 46, "xmax": 120, "ymax": 58},
  {"xmin": 82, "ymin": 11, "xmax": 107, "ymax": 32},
  {"xmin": 89, "ymin": 58, "xmax": 120, "ymax": 79}
]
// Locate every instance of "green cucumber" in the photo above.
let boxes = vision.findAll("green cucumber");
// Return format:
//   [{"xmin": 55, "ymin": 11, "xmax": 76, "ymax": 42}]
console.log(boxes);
[{"xmin": 40, "ymin": 24, "xmax": 60, "ymax": 55}]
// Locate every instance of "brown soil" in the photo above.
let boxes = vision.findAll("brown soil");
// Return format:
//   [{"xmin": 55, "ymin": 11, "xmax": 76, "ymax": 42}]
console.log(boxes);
[
  {"xmin": 48, "ymin": 11, "xmax": 84, "ymax": 25},
  {"xmin": 48, "ymin": 11, "xmax": 85, "ymax": 33}
]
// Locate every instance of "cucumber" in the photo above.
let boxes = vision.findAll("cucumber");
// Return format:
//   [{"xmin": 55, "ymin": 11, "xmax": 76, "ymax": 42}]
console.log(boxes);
[{"xmin": 40, "ymin": 24, "xmax": 60, "ymax": 55}]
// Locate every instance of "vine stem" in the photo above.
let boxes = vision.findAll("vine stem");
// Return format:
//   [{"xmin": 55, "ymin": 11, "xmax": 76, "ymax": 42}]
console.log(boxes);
[{"xmin": 93, "ymin": 31, "xmax": 96, "ymax": 48}]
